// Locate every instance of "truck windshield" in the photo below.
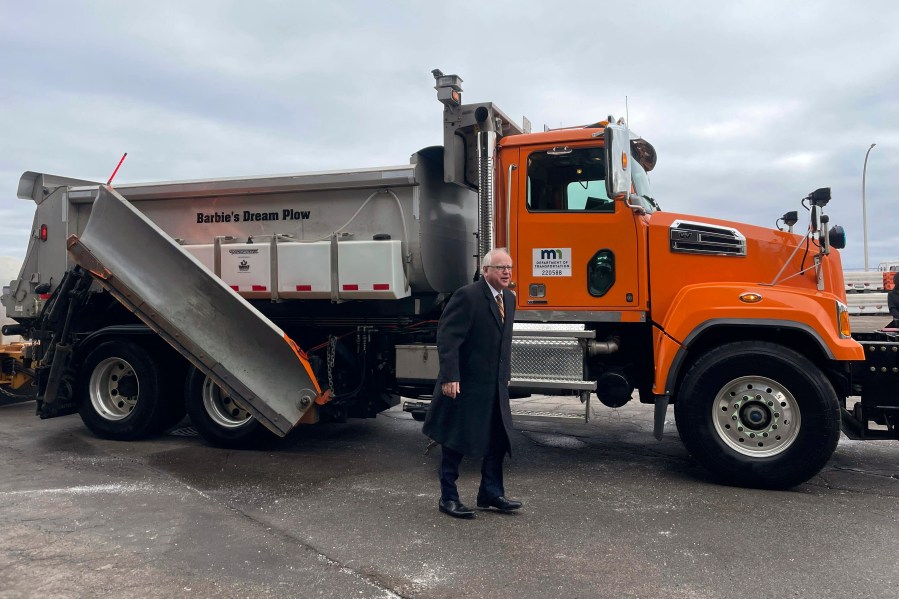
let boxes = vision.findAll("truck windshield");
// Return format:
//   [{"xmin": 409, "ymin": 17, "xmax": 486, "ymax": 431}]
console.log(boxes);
[{"xmin": 527, "ymin": 146, "xmax": 657, "ymax": 214}]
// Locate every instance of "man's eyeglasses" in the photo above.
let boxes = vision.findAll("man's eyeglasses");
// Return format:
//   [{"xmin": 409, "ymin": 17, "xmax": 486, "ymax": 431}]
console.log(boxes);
[{"xmin": 487, "ymin": 265, "xmax": 514, "ymax": 272}]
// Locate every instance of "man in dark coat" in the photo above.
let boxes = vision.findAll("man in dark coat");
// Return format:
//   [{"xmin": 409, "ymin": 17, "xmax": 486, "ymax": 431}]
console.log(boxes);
[
  {"xmin": 887, "ymin": 271, "xmax": 899, "ymax": 329},
  {"xmin": 422, "ymin": 247, "xmax": 521, "ymax": 519}
]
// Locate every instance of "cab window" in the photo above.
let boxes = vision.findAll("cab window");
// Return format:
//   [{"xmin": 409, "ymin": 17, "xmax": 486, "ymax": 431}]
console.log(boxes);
[{"xmin": 527, "ymin": 147, "xmax": 613, "ymax": 213}]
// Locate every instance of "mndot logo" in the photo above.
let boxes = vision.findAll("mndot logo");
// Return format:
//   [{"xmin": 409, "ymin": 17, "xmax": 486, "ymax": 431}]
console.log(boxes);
[
  {"xmin": 540, "ymin": 249, "xmax": 564, "ymax": 260},
  {"xmin": 532, "ymin": 248, "xmax": 572, "ymax": 277}
]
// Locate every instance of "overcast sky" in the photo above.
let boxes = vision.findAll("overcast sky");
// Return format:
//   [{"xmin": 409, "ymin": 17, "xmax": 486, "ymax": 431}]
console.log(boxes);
[{"xmin": 1, "ymin": 0, "xmax": 897, "ymax": 270}]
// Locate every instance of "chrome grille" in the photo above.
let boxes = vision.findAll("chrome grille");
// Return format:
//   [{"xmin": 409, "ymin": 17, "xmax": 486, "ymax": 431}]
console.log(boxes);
[{"xmin": 669, "ymin": 220, "xmax": 746, "ymax": 256}]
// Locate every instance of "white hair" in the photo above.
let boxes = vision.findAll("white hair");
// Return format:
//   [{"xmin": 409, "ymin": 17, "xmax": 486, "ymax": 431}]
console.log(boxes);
[{"xmin": 482, "ymin": 247, "xmax": 511, "ymax": 270}]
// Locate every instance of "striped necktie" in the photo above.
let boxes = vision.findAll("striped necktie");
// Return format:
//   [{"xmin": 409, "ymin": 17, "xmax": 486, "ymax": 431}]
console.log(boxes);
[{"xmin": 495, "ymin": 292, "xmax": 504, "ymax": 324}]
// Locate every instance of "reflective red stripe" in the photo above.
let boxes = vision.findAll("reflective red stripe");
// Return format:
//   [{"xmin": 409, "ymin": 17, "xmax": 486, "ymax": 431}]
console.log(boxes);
[
  {"xmin": 251, "ymin": 285, "xmax": 267, "ymax": 291},
  {"xmin": 230, "ymin": 285, "xmax": 239, "ymax": 291},
  {"xmin": 342, "ymin": 284, "xmax": 359, "ymax": 291},
  {"xmin": 295, "ymin": 285, "xmax": 312, "ymax": 291},
  {"xmin": 373, "ymin": 283, "xmax": 390, "ymax": 290}
]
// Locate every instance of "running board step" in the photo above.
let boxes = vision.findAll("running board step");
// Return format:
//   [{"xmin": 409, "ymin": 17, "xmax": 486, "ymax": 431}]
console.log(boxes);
[
  {"xmin": 511, "ymin": 326, "xmax": 592, "ymax": 391},
  {"xmin": 510, "ymin": 378, "xmax": 596, "ymax": 392},
  {"xmin": 511, "ymin": 409, "xmax": 588, "ymax": 424}
]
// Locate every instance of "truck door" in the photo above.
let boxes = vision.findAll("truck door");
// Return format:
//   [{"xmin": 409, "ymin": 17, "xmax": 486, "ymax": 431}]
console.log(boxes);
[{"xmin": 514, "ymin": 144, "xmax": 642, "ymax": 315}]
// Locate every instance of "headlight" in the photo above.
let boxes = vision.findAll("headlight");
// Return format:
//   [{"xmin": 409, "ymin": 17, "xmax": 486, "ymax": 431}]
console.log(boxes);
[{"xmin": 836, "ymin": 300, "xmax": 851, "ymax": 338}]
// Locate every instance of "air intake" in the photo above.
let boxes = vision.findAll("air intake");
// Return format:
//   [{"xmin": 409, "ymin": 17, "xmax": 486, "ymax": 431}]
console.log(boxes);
[{"xmin": 669, "ymin": 220, "xmax": 746, "ymax": 256}]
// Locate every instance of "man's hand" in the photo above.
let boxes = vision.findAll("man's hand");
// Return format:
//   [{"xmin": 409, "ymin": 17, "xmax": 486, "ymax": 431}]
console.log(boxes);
[{"xmin": 441, "ymin": 382, "xmax": 460, "ymax": 398}]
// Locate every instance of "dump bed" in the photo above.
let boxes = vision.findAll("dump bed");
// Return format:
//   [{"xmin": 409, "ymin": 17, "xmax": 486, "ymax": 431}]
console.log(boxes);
[{"xmin": 4, "ymin": 147, "xmax": 477, "ymax": 320}]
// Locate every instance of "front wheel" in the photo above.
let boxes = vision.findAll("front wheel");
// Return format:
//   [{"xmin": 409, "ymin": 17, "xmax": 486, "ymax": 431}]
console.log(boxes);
[
  {"xmin": 184, "ymin": 367, "xmax": 272, "ymax": 448},
  {"xmin": 674, "ymin": 341, "xmax": 840, "ymax": 489}
]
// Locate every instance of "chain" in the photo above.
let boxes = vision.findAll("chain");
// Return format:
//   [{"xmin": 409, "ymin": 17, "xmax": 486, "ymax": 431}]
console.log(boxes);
[
  {"xmin": 360, "ymin": 327, "xmax": 368, "ymax": 356},
  {"xmin": 325, "ymin": 328, "xmax": 371, "ymax": 402},
  {"xmin": 326, "ymin": 335, "xmax": 336, "ymax": 397}
]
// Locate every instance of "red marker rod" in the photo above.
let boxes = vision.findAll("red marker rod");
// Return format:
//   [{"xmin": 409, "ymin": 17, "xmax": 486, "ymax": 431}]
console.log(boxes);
[{"xmin": 107, "ymin": 152, "xmax": 128, "ymax": 186}]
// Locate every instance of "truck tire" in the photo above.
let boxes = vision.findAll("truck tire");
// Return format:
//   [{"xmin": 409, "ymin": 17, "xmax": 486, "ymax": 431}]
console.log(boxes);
[
  {"xmin": 674, "ymin": 341, "xmax": 840, "ymax": 489},
  {"xmin": 77, "ymin": 340, "xmax": 177, "ymax": 440},
  {"xmin": 184, "ymin": 367, "xmax": 272, "ymax": 448}
]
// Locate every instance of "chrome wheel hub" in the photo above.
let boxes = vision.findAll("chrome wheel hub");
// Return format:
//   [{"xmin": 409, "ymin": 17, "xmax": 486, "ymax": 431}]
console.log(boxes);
[
  {"xmin": 89, "ymin": 357, "xmax": 139, "ymax": 421},
  {"xmin": 201, "ymin": 377, "xmax": 254, "ymax": 429},
  {"xmin": 713, "ymin": 376, "xmax": 801, "ymax": 457}
]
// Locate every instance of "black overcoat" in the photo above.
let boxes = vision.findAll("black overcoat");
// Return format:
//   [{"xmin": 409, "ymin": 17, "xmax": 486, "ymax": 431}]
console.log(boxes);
[
  {"xmin": 889, "ymin": 288, "xmax": 899, "ymax": 320},
  {"xmin": 422, "ymin": 278, "xmax": 515, "ymax": 457}
]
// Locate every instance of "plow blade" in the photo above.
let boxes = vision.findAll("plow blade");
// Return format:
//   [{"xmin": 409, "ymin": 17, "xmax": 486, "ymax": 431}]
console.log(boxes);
[{"xmin": 67, "ymin": 186, "xmax": 321, "ymax": 436}]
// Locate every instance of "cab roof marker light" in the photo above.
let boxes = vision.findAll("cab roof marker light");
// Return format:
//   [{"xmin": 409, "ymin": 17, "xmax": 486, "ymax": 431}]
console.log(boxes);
[{"xmin": 739, "ymin": 292, "xmax": 763, "ymax": 303}]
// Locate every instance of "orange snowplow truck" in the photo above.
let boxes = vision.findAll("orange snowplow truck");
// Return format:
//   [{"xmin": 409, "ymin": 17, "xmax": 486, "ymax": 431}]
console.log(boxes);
[
  {"xmin": 430, "ymin": 70, "xmax": 887, "ymax": 490},
  {"xmin": 2, "ymin": 70, "xmax": 895, "ymax": 489}
]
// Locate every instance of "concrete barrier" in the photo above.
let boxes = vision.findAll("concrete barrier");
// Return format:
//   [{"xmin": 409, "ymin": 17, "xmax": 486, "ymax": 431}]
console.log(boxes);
[
  {"xmin": 844, "ymin": 270, "xmax": 885, "ymax": 293},
  {"xmin": 846, "ymin": 292, "xmax": 889, "ymax": 315}
]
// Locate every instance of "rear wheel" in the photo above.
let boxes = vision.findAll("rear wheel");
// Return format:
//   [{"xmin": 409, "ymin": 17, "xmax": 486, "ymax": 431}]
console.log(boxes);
[
  {"xmin": 674, "ymin": 341, "xmax": 840, "ymax": 489},
  {"xmin": 184, "ymin": 366, "xmax": 272, "ymax": 448},
  {"xmin": 77, "ymin": 340, "xmax": 178, "ymax": 440}
]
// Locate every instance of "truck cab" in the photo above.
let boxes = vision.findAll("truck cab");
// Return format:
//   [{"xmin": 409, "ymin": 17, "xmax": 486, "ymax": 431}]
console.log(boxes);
[{"xmin": 501, "ymin": 130, "xmax": 653, "ymax": 319}]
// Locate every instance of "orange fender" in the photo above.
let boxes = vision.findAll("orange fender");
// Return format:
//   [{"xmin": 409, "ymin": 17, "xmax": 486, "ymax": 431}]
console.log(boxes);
[{"xmin": 652, "ymin": 283, "xmax": 863, "ymax": 396}]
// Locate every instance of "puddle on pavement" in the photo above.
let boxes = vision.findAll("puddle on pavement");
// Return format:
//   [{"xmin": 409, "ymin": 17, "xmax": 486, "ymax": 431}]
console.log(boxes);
[{"xmin": 521, "ymin": 431, "xmax": 588, "ymax": 449}]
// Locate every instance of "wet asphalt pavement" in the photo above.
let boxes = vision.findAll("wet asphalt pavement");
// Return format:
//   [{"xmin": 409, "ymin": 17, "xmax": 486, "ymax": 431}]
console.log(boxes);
[{"xmin": 1, "ymin": 394, "xmax": 897, "ymax": 599}]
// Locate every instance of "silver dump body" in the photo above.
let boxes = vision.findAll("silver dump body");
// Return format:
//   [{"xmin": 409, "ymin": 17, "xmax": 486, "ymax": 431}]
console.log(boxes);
[{"xmin": 4, "ymin": 147, "xmax": 477, "ymax": 318}]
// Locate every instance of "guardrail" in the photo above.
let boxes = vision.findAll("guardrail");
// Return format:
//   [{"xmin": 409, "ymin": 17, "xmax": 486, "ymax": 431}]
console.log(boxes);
[
  {"xmin": 845, "ymin": 270, "xmax": 895, "ymax": 315},
  {"xmin": 844, "ymin": 271, "xmax": 885, "ymax": 293}
]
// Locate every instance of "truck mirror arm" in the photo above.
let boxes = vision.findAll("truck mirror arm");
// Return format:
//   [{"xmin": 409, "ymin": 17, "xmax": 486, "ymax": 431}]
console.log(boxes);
[{"xmin": 622, "ymin": 193, "xmax": 646, "ymax": 215}]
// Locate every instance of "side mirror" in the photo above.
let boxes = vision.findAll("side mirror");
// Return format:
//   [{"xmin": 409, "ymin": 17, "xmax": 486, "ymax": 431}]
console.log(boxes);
[{"xmin": 604, "ymin": 124, "xmax": 632, "ymax": 199}]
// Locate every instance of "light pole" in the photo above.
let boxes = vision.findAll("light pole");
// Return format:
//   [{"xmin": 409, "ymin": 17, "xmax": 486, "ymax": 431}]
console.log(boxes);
[{"xmin": 862, "ymin": 143, "xmax": 876, "ymax": 271}]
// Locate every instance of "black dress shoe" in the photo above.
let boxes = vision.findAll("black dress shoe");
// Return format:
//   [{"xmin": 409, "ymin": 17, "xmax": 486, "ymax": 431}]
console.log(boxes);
[
  {"xmin": 477, "ymin": 495, "xmax": 522, "ymax": 511},
  {"xmin": 439, "ymin": 499, "xmax": 475, "ymax": 519}
]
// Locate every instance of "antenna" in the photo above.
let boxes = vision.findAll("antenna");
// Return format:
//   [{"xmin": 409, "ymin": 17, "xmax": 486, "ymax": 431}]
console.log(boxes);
[
  {"xmin": 107, "ymin": 152, "xmax": 128, "ymax": 186},
  {"xmin": 625, "ymin": 96, "xmax": 630, "ymax": 125}
]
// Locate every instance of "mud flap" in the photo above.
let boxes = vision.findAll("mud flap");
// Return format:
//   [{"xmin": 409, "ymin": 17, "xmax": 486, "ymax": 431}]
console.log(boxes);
[
  {"xmin": 67, "ymin": 186, "xmax": 322, "ymax": 436},
  {"xmin": 653, "ymin": 395, "xmax": 669, "ymax": 441}
]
